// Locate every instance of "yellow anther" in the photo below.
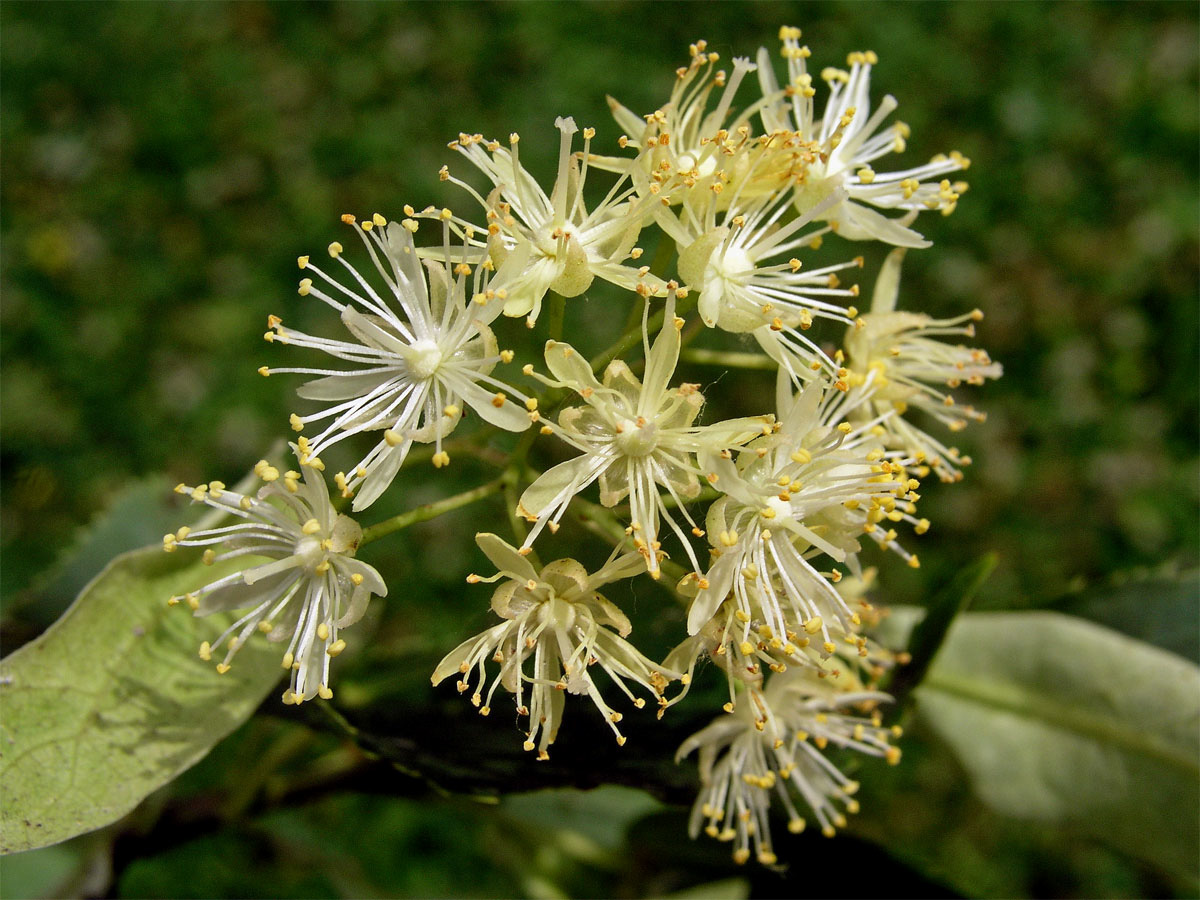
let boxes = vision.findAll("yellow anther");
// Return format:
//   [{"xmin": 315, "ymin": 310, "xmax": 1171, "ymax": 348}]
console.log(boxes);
[{"xmin": 254, "ymin": 460, "xmax": 279, "ymax": 482}]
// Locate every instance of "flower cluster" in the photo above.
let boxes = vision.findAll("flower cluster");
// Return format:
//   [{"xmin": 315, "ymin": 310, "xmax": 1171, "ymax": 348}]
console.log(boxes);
[{"xmin": 168, "ymin": 25, "xmax": 998, "ymax": 867}]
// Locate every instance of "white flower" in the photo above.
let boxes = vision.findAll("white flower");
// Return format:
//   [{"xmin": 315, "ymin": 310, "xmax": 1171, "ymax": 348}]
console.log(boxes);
[
  {"xmin": 431, "ymin": 534, "xmax": 674, "ymax": 757},
  {"xmin": 843, "ymin": 249, "xmax": 1002, "ymax": 481},
  {"xmin": 596, "ymin": 42, "xmax": 765, "ymax": 204},
  {"xmin": 518, "ymin": 295, "xmax": 774, "ymax": 577},
  {"xmin": 263, "ymin": 215, "xmax": 534, "ymax": 510},
  {"xmin": 686, "ymin": 372, "xmax": 925, "ymax": 653},
  {"xmin": 677, "ymin": 668, "xmax": 900, "ymax": 865},
  {"xmin": 164, "ymin": 453, "xmax": 387, "ymax": 704},
  {"xmin": 663, "ymin": 594, "xmax": 829, "ymax": 714},
  {"xmin": 757, "ymin": 27, "xmax": 970, "ymax": 247},
  {"xmin": 441, "ymin": 117, "xmax": 662, "ymax": 325},
  {"xmin": 666, "ymin": 140, "xmax": 861, "ymax": 380}
]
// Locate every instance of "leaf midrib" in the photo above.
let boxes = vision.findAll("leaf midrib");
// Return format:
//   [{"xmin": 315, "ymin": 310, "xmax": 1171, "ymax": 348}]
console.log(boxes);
[{"xmin": 920, "ymin": 671, "xmax": 1200, "ymax": 777}]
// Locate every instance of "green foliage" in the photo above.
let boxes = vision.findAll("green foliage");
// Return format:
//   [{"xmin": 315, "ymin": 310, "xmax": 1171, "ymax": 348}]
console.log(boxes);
[
  {"xmin": 0, "ymin": 547, "xmax": 281, "ymax": 854},
  {"xmin": 918, "ymin": 611, "xmax": 1200, "ymax": 885}
]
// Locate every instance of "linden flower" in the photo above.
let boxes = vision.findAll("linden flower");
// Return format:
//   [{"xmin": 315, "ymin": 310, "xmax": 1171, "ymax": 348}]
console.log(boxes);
[
  {"xmin": 518, "ymin": 295, "xmax": 774, "ymax": 577},
  {"xmin": 757, "ymin": 27, "xmax": 970, "ymax": 247},
  {"xmin": 663, "ymin": 594, "xmax": 828, "ymax": 714},
  {"xmin": 667, "ymin": 144, "xmax": 860, "ymax": 381},
  {"xmin": 687, "ymin": 372, "xmax": 925, "ymax": 656},
  {"xmin": 594, "ymin": 41, "xmax": 766, "ymax": 202},
  {"xmin": 842, "ymin": 249, "xmax": 1002, "ymax": 481},
  {"xmin": 431, "ymin": 534, "xmax": 674, "ymax": 757},
  {"xmin": 677, "ymin": 669, "xmax": 900, "ymax": 866},
  {"xmin": 164, "ymin": 454, "xmax": 387, "ymax": 704},
  {"xmin": 263, "ymin": 216, "xmax": 533, "ymax": 510},
  {"xmin": 440, "ymin": 116, "xmax": 662, "ymax": 326}
]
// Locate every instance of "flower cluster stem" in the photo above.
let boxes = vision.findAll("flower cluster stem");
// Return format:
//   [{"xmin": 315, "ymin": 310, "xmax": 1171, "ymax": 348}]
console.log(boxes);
[
  {"xmin": 680, "ymin": 349, "xmax": 779, "ymax": 370},
  {"xmin": 569, "ymin": 495, "xmax": 691, "ymax": 607},
  {"xmin": 546, "ymin": 291, "xmax": 567, "ymax": 344},
  {"xmin": 589, "ymin": 292, "xmax": 697, "ymax": 374},
  {"xmin": 360, "ymin": 476, "xmax": 507, "ymax": 545}
]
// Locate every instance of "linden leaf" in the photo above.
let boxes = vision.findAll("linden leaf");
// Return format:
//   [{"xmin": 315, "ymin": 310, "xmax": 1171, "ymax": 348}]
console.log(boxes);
[
  {"xmin": 917, "ymin": 611, "xmax": 1200, "ymax": 884},
  {"xmin": 0, "ymin": 546, "xmax": 282, "ymax": 854}
]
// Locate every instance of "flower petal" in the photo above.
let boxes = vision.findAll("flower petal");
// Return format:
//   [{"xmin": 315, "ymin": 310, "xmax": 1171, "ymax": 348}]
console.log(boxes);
[{"xmin": 476, "ymin": 532, "xmax": 539, "ymax": 582}]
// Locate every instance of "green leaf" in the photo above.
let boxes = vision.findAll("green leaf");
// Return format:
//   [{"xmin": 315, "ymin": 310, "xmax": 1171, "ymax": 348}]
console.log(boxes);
[
  {"xmin": 917, "ymin": 611, "xmax": 1200, "ymax": 884},
  {"xmin": 502, "ymin": 785, "xmax": 664, "ymax": 859},
  {"xmin": 1, "ymin": 546, "xmax": 283, "ymax": 854}
]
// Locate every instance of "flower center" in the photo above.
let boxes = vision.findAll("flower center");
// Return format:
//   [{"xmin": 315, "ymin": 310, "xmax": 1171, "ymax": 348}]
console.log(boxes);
[
  {"xmin": 406, "ymin": 339, "xmax": 443, "ymax": 380},
  {"xmin": 537, "ymin": 223, "xmax": 575, "ymax": 259},
  {"xmin": 294, "ymin": 535, "xmax": 326, "ymax": 572},
  {"xmin": 677, "ymin": 151, "xmax": 718, "ymax": 177},
  {"xmin": 793, "ymin": 161, "xmax": 840, "ymax": 210},
  {"xmin": 762, "ymin": 496, "xmax": 792, "ymax": 521},
  {"xmin": 614, "ymin": 418, "xmax": 659, "ymax": 457},
  {"xmin": 710, "ymin": 246, "xmax": 753, "ymax": 284}
]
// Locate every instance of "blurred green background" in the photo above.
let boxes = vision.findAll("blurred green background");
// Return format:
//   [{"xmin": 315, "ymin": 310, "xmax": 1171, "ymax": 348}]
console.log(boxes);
[{"xmin": 2, "ymin": 2, "xmax": 1196, "ymax": 898}]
